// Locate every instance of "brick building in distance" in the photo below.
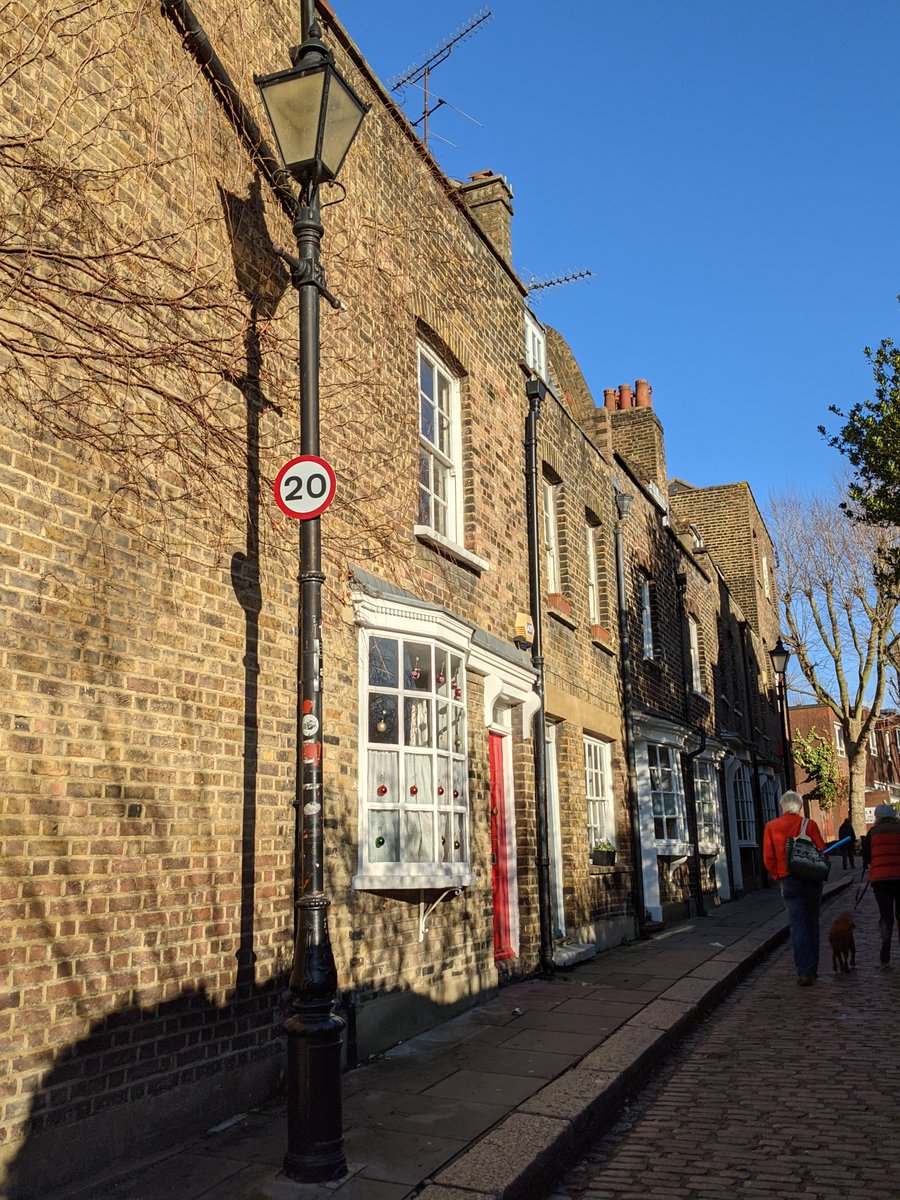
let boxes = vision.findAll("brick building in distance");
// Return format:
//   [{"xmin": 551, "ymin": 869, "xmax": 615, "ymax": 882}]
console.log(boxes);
[
  {"xmin": 0, "ymin": 1, "xmax": 789, "ymax": 1194},
  {"xmin": 791, "ymin": 703, "xmax": 900, "ymax": 838}
]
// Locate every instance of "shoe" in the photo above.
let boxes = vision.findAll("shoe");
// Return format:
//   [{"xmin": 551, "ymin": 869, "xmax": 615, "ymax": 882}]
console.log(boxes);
[{"xmin": 797, "ymin": 975, "xmax": 814, "ymax": 987}]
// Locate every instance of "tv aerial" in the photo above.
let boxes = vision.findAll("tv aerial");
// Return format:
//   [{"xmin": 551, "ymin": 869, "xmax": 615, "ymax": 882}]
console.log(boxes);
[
  {"xmin": 523, "ymin": 268, "xmax": 595, "ymax": 303},
  {"xmin": 389, "ymin": 9, "xmax": 493, "ymax": 150}
]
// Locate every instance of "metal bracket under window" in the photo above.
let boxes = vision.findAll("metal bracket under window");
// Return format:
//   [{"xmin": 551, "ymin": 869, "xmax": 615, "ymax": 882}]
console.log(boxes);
[{"xmin": 418, "ymin": 887, "xmax": 462, "ymax": 942}]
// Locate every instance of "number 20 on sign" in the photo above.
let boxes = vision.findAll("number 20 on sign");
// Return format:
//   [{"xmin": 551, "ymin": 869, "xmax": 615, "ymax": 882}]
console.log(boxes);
[{"xmin": 273, "ymin": 455, "xmax": 337, "ymax": 520}]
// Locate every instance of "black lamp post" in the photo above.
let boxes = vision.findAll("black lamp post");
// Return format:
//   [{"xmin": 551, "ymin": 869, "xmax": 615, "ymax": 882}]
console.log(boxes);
[
  {"xmin": 256, "ymin": 9, "xmax": 367, "ymax": 1185},
  {"xmin": 769, "ymin": 636, "xmax": 796, "ymax": 793}
]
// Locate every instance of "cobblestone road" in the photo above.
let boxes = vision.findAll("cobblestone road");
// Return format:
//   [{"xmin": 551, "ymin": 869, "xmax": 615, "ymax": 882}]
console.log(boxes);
[{"xmin": 547, "ymin": 892, "xmax": 900, "ymax": 1200}]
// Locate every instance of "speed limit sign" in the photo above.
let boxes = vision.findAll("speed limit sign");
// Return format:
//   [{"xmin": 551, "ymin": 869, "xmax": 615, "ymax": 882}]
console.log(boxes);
[{"xmin": 274, "ymin": 455, "xmax": 337, "ymax": 520}]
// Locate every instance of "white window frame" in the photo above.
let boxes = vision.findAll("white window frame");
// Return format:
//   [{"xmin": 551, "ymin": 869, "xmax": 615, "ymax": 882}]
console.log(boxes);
[
  {"xmin": 641, "ymin": 575, "xmax": 654, "ymax": 660},
  {"xmin": 688, "ymin": 615, "xmax": 702, "ymax": 693},
  {"xmin": 761, "ymin": 554, "xmax": 771, "ymax": 599},
  {"xmin": 585, "ymin": 522, "xmax": 600, "ymax": 625},
  {"xmin": 416, "ymin": 343, "xmax": 462, "ymax": 546},
  {"xmin": 647, "ymin": 742, "xmax": 687, "ymax": 843},
  {"xmin": 542, "ymin": 476, "xmax": 561, "ymax": 594},
  {"xmin": 524, "ymin": 309, "xmax": 547, "ymax": 380},
  {"xmin": 835, "ymin": 724, "xmax": 846, "ymax": 757},
  {"xmin": 734, "ymin": 764, "xmax": 756, "ymax": 846},
  {"xmin": 694, "ymin": 759, "xmax": 722, "ymax": 852},
  {"xmin": 869, "ymin": 730, "xmax": 878, "ymax": 755},
  {"xmin": 584, "ymin": 735, "xmax": 615, "ymax": 849},
  {"xmin": 894, "ymin": 727, "xmax": 900, "ymax": 750}
]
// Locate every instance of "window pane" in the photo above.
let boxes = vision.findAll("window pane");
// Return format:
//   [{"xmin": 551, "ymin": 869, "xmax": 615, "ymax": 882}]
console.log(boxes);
[
  {"xmin": 369, "ymin": 637, "xmax": 398, "ymax": 688},
  {"xmin": 404, "ymin": 641, "xmax": 431, "ymax": 690},
  {"xmin": 369, "ymin": 694, "xmax": 398, "ymax": 743},
  {"xmin": 419, "ymin": 355, "xmax": 434, "ymax": 400},
  {"xmin": 406, "ymin": 753, "xmax": 431, "ymax": 803},
  {"xmin": 404, "ymin": 810, "xmax": 434, "ymax": 862},
  {"xmin": 420, "ymin": 397, "xmax": 435, "ymax": 443},
  {"xmin": 404, "ymin": 696, "xmax": 432, "ymax": 747},
  {"xmin": 436, "ymin": 702, "xmax": 450, "ymax": 750},
  {"xmin": 369, "ymin": 750, "xmax": 399, "ymax": 803},
  {"xmin": 370, "ymin": 810, "xmax": 399, "ymax": 861}
]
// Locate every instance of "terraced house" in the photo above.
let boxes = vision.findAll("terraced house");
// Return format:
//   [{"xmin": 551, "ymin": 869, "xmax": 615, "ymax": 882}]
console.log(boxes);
[{"xmin": 0, "ymin": 1, "xmax": 790, "ymax": 1194}]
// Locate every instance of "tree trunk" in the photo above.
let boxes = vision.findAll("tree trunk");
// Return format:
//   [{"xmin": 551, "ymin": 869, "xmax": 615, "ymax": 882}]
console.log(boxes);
[{"xmin": 847, "ymin": 747, "xmax": 868, "ymax": 835}]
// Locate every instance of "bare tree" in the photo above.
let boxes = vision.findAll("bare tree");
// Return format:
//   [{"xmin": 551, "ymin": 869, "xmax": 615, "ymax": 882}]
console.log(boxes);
[{"xmin": 769, "ymin": 487, "xmax": 900, "ymax": 831}]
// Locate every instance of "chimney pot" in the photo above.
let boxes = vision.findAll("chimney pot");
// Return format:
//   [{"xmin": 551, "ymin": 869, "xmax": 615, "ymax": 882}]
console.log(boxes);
[
  {"xmin": 604, "ymin": 388, "xmax": 617, "ymax": 410},
  {"xmin": 635, "ymin": 379, "xmax": 652, "ymax": 408},
  {"xmin": 618, "ymin": 384, "xmax": 633, "ymax": 409}
]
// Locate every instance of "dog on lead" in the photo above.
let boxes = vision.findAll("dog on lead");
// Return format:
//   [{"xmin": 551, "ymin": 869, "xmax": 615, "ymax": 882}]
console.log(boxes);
[{"xmin": 828, "ymin": 913, "xmax": 856, "ymax": 973}]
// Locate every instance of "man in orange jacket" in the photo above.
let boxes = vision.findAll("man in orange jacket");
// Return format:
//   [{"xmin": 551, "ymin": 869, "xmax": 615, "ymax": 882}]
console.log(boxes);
[
  {"xmin": 763, "ymin": 791, "xmax": 826, "ymax": 986},
  {"xmin": 862, "ymin": 802, "xmax": 900, "ymax": 965}
]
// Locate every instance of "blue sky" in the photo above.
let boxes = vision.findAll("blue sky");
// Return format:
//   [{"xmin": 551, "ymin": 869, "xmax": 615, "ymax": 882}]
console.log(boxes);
[{"xmin": 332, "ymin": 0, "xmax": 899, "ymax": 508}]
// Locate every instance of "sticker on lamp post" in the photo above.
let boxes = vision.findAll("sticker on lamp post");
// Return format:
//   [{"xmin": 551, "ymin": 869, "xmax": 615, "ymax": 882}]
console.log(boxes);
[{"xmin": 274, "ymin": 455, "xmax": 337, "ymax": 520}]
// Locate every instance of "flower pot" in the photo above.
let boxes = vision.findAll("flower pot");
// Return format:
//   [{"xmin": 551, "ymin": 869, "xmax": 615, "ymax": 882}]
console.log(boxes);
[{"xmin": 591, "ymin": 849, "xmax": 616, "ymax": 867}]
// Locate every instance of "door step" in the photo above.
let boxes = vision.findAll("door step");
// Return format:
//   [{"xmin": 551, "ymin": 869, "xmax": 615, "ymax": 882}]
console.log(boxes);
[{"xmin": 552, "ymin": 942, "xmax": 597, "ymax": 968}]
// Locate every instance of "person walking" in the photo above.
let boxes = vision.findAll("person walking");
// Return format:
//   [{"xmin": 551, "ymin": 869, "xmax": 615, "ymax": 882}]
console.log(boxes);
[
  {"xmin": 861, "ymin": 802, "xmax": 900, "ymax": 966},
  {"xmin": 763, "ymin": 791, "xmax": 826, "ymax": 986},
  {"xmin": 838, "ymin": 814, "xmax": 856, "ymax": 870}
]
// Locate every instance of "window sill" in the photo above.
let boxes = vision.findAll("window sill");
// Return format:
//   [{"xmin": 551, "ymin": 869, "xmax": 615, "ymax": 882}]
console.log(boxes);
[
  {"xmin": 591, "ymin": 624, "xmax": 616, "ymax": 655},
  {"xmin": 654, "ymin": 842, "xmax": 694, "ymax": 857},
  {"xmin": 547, "ymin": 593, "xmax": 577, "ymax": 629},
  {"xmin": 353, "ymin": 868, "xmax": 476, "ymax": 892},
  {"xmin": 414, "ymin": 526, "xmax": 490, "ymax": 574}
]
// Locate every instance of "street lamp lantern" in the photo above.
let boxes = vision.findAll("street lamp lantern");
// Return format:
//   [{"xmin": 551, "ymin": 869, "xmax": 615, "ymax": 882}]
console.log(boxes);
[
  {"xmin": 769, "ymin": 635, "xmax": 790, "ymax": 678},
  {"xmin": 255, "ymin": 38, "xmax": 368, "ymax": 186},
  {"xmin": 255, "ymin": 11, "xmax": 367, "ymax": 1186}
]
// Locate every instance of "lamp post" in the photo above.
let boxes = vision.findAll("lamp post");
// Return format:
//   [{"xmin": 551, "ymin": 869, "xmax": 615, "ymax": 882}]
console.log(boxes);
[
  {"xmin": 769, "ymin": 636, "xmax": 796, "ymax": 794},
  {"xmin": 256, "ymin": 9, "xmax": 367, "ymax": 1184}
]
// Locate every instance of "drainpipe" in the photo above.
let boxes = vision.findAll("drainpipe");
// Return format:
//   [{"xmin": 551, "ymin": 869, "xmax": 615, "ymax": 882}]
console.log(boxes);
[
  {"xmin": 738, "ymin": 621, "xmax": 767, "ymax": 887},
  {"xmin": 614, "ymin": 488, "xmax": 647, "ymax": 935},
  {"xmin": 674, "ymin": 571, "xmax": 706, "ymax": 916},
  {"xmin": 161, "ymin": 0, "xmax": 297, "ymax": 221},
  {"xmin": 524, "ymin": 379, "xmax": 555, "ymax": 977}
]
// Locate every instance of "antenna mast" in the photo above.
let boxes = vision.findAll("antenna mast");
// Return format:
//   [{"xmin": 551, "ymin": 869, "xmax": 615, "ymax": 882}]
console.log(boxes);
[{"xmin": 390, "ymin": 9, "xmax": 492, "ymax": 148}]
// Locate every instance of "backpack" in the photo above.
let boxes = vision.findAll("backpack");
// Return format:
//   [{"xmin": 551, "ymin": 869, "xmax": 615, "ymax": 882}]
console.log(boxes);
[{"xmin": 786, "ymin": 817, "xmax": 830, "ymax": 882}]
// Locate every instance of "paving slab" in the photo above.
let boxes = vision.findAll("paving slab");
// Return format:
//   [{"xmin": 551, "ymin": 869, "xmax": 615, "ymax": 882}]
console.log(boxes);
[{"xmin": 57, "ymin": 870, "xmax": 854, "ymax": 1200}]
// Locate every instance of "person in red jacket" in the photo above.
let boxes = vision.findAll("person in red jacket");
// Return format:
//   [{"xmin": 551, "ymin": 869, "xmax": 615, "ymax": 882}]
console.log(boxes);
[
  {"xmin": 861, "ymin": 802, "xmax": 900, "ymax": 965},
  {"xmin": 762, "ymin": 791, "xmax": 826, "ymax": 986}
]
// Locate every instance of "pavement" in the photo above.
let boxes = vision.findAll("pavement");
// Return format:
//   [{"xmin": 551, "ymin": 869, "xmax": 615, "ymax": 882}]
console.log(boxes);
[{"xmin": 63, "ymin": 866, "xmax": 858, "ymax": 1200}]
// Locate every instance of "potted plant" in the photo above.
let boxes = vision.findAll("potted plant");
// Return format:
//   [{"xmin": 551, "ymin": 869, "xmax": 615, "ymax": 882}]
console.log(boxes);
[{"xmin": 590, "ymin": 839, "xmax": 616, "ymax": 867}]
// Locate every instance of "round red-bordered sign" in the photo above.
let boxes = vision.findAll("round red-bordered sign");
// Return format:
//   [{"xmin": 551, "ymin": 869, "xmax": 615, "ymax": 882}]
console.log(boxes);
[{"xmin": 274, "ymin": 455, "xmax": 337, "ymax": 520}]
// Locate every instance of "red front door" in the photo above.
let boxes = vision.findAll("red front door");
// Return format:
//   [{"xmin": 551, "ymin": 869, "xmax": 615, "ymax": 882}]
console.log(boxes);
[{"xmin": 489, "ymin": 731, "xmax": 515, "ymax": 961}]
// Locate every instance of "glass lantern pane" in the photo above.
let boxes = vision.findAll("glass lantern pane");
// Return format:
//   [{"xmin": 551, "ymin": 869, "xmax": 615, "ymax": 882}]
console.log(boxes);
[
  {"xmin": 260, "ymin": 69, "xmax": 325, "ymax": 173},
  {"xmin": 370, "ymin": 810, "xmax": 399, "ymax": 861},
  {"xmin": 320, "ymin": 70, "xmax": 367, "ymax": 178},
  {"xmin": 368, "ymin": 694, "xmax": 398, "ymax": 743}
]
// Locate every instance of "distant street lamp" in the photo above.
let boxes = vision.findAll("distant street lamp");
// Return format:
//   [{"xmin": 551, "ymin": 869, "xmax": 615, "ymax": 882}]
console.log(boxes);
[
  {"xmin": 256, "ymin": 9, "xmax": 368, "ymax": 1185},
  {"xmin": 769, "ymin": 637, "xmax": 797, "ymax": 793}
]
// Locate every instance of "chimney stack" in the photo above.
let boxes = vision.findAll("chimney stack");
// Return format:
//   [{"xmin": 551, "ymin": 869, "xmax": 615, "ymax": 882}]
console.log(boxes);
[{"xmin": 457, "ymin": 170, "xmax": 514, "ymax": 266}]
